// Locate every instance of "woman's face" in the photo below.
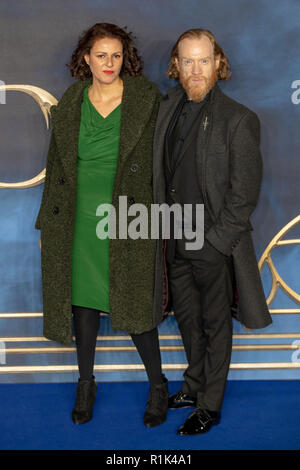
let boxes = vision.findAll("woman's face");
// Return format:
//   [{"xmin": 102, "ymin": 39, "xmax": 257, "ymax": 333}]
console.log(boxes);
[{"xmin": 84, "ymin": 36, "xmax": 123, "ymax": 84}]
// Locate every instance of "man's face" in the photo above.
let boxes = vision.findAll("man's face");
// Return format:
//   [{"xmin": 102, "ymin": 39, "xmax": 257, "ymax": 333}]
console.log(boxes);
[{"xmin": 176, "ymin": 35, "xmax": 220, "ymax": 102}]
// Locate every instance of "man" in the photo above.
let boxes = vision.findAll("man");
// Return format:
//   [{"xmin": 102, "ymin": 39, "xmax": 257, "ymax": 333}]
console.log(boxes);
[{"xmin": 153, "ymin": 29, "xmax": 272, "ymax": 435}]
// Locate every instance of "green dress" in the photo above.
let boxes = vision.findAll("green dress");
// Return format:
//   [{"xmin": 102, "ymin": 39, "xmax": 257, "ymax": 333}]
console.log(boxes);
[{"xmin": 71, "ymin": 84, "xmax": 121, "ymax": 312}]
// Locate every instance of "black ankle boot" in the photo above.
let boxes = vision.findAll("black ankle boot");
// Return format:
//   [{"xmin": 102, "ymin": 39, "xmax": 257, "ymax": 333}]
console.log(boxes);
[
  {"xmin": 144, "ymin": 375, "xmax": 169, "ymax": 428},
  {"xmin": 72, "ymin": 375, "xmax": 97, "ymax": 425}
]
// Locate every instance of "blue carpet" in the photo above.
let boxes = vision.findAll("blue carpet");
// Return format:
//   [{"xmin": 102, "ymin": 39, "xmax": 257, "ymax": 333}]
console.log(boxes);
[{"xmin": 0, "ymin": 380, "xmax": 299, "ymax": 450}]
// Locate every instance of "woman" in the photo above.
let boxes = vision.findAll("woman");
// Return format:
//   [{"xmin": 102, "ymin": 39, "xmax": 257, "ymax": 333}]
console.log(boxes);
[{"xmin": 35, "ymin": 23, "xmax": 168, "ymax": 427}]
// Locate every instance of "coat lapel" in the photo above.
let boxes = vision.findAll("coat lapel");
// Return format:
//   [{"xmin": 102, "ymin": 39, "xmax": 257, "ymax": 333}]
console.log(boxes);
[
  {"xmin": 153, "ymin": 84, "xmax": 184, "ymax": 203},
  {"xmin": 50, "ymin": 78, "xmax": 90, "ymax": 185},
  {"xmin": 116, "ymin": 75, "xmax": 157, "ymax": 173},
  {"xmin": 194, "ymin": 83, "xmax": 220, "ymax": 187}
]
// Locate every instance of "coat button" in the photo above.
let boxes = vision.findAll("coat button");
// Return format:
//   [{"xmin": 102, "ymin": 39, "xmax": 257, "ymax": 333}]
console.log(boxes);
[
  {"xmin": 128, "ymin": 197, "xmax": 135, "ymax": 205},
  {"xmin": 52, "ymin": 206, "xmax": 59, "ymax": 214},
  {"xmin": 170, "ymin": 188, "xmax": 176, "ymax": 193},
  {"xmin": 58, "ymin": 177, "xmax": 65, "ymax": 184},
  {"xmin": 130, "ymin": 164, "xmax": 138, "ymax": 172},
  {"xmin": 232, "ymin": 239, "xmax": 240, "ymax": 249}
]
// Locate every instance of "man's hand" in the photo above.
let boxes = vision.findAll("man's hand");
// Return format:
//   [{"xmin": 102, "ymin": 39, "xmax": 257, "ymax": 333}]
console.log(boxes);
[{"xmin": 38, "ymin": 239, "xmax": 41, "ymax": 250}]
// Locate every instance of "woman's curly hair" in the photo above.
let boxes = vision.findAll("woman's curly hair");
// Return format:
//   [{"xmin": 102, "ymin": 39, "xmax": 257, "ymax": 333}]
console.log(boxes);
[
  {"xmin": 66, "ymin": 23, "xmax": 143, "ymax": 79},
  {"xmin": 167, "ymin": 29, "xmax": 231, "ymax": 81}
]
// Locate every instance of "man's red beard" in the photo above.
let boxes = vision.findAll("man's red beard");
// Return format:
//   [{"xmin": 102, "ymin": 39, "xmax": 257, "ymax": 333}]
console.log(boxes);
[{"xmin": 179, "ymin": 68, "xmax": 218, "ymax": 102}]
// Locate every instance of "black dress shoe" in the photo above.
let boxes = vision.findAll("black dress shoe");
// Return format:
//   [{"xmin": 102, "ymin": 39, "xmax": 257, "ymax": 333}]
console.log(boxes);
[
  {"xmin": 144, "ymin": 375, "xmax": 169, "ymax": 428},
  {"xmin": 72, "ymin": 376, "xmax": 97, "ymax": 425},
  {"xmin": 177, "ymin": 408, "xmax": 220, "ymax": 435},
  {"xmin": 168, "ymin": 390, "xmax": 196, "ymax": 409}
]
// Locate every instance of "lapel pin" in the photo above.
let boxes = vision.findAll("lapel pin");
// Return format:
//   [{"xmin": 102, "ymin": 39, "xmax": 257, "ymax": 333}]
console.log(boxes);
[{"xmin": 202, "ymin": 116, "xmax": 209, "ymax": 131}]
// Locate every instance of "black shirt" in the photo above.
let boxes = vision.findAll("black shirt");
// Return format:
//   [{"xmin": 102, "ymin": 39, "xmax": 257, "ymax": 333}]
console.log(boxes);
[{"xmin": 170, "ymin": 90, "xmax": 211, "ymax": 172}]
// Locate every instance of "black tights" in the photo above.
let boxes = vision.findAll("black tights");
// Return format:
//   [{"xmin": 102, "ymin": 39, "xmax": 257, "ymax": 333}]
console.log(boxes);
[{"xmin": 72, "ymin": 305, "xmax": 164, "ymax": 385}]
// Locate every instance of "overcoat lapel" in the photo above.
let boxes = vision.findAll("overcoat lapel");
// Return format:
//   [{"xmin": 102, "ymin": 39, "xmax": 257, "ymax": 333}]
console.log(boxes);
[
  {"xmin": 155, "ymin": 86, "xmax": 184, "ymax": 149},
  {"xmin": 118, "ymin": 75, "xmax": 157, "ymax": 159},
  {"xmin": 193, "ymin": 84, "xmax": 220, "ymax": 201},
  {"xmin": 153, "ymin": 85, "xmax": 184, "ymax": 203},
  {"xmin": 112, "ymin": 75, "xmax": 157, "ymax": 189},
  {"xmin": 50, "ymin": 78, "xmax": 90, "ymax": 186}
]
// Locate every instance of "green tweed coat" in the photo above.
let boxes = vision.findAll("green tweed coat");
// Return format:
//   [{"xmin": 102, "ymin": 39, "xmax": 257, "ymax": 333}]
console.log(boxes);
[{"xmin": 35, "ymin": 74, "xmax": 167, "ymax": 346}]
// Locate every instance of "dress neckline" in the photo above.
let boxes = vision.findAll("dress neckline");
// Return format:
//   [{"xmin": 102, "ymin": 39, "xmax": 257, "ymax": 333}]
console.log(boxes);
[{"xmin": 85, "ymin": 85, "xmax": 121, "ymax": 120}]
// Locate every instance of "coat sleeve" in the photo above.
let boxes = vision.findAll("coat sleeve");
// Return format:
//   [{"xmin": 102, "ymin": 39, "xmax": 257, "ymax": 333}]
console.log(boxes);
[
  {"xmin": 206, "ymin": 109, "xmax": 263, "ymax": 256},
  {"xmin": 34, "ymin": 128, "xmax": 57, "ymax": 230}
]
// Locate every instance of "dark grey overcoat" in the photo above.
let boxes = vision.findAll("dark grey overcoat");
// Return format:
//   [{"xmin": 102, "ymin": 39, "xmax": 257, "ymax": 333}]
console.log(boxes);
[
  {"xmin": 35, "ymin": 74, "xmax": 167, "ymax": 346},
  {"xmin": 153, "ymin": 82, "xmax": 272, "ymax": 330}
]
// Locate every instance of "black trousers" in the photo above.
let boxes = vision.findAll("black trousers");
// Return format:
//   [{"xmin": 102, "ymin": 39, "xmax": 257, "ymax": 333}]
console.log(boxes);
[{"xmin": 168, "ymin": 240, "xmax": 234, "ymax": 411}]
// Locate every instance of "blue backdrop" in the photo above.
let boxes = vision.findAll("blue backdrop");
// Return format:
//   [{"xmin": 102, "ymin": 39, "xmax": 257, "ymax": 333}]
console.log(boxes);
[{"xmin": 0, "ymin": 0, "xmax": 299, "ymax": 383}]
